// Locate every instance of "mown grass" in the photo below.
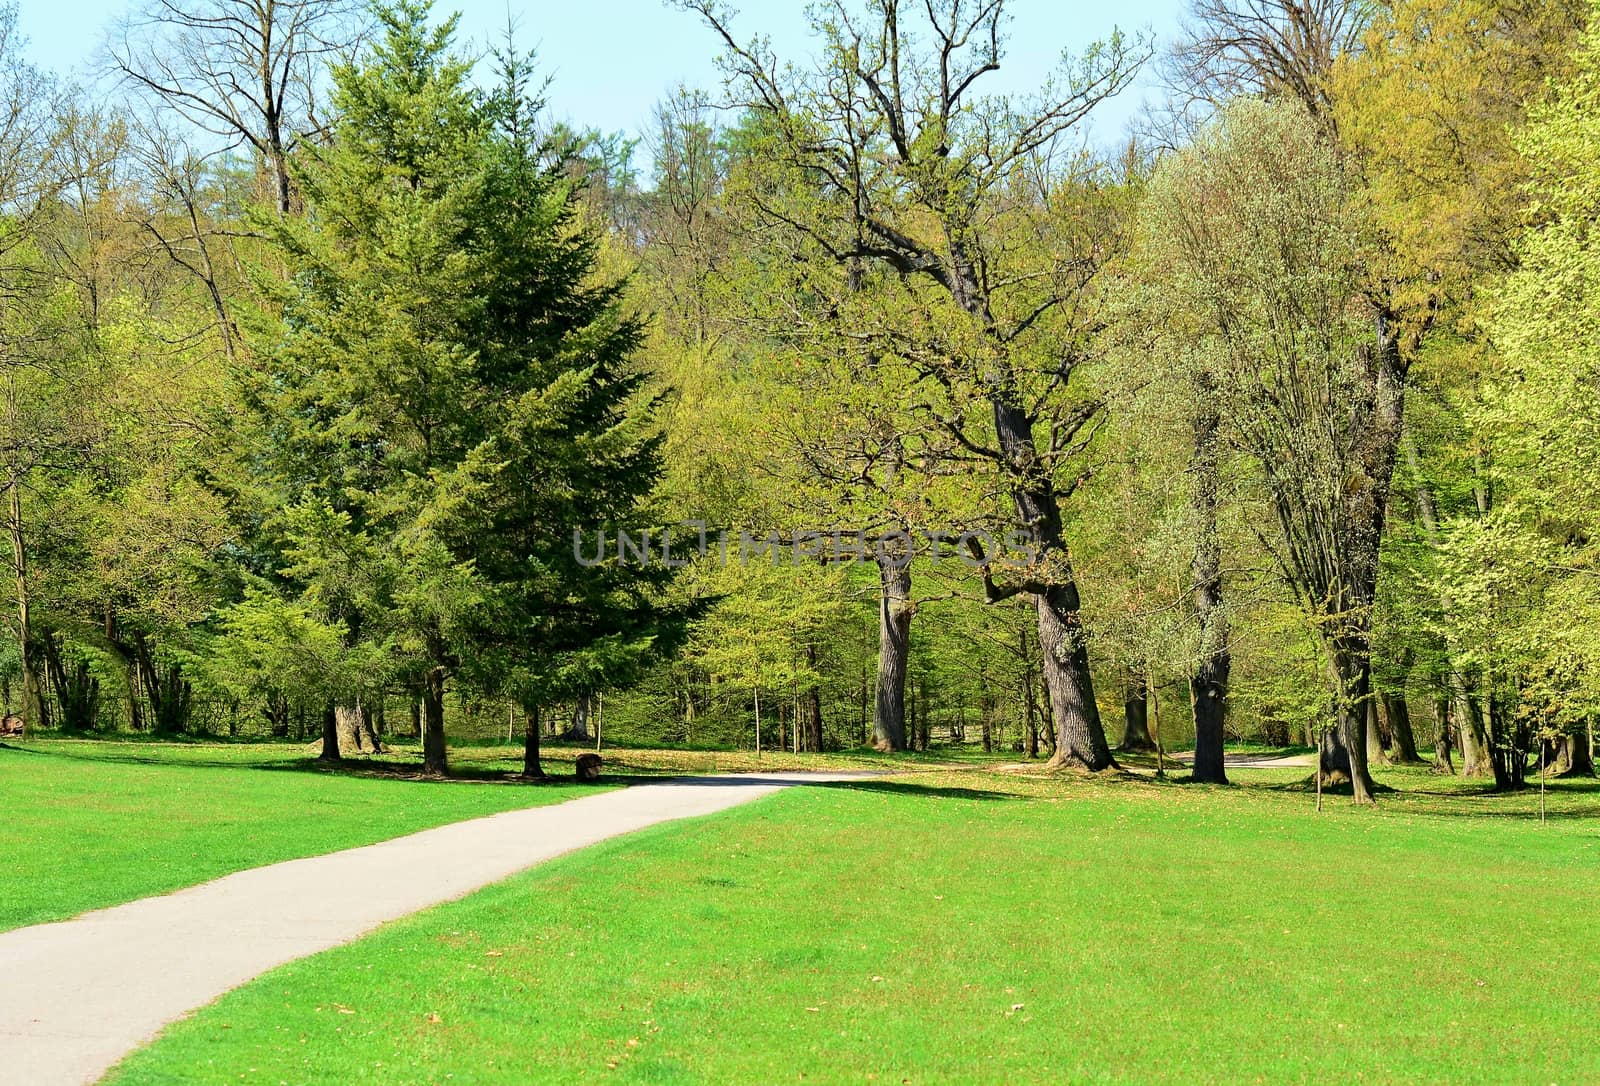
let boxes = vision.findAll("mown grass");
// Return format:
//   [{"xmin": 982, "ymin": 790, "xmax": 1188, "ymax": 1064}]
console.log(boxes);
[
  {"xmin": 108, "ymin": 764, "xmax": 1600, "ymax": 1084},
  {"xmin": 0, "ymin": 740, "xmax": 616, "ymax": 931},
  {"xmin": 0, "ymin": 737, "xmax": 978, "ymax": 933}
]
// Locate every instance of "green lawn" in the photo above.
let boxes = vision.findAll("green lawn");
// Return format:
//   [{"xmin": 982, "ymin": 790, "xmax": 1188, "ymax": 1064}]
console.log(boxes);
[
  {"xmin": 107, "ymin": 765, "xmax": 1600, "ymax": 1084},
  {"xmin": 0, "ymin": 740, "xmax": 616, "ymax": 931},
  {"xmin": 0, "ymin": 737, "xmax": 979, "ymax": 933}
]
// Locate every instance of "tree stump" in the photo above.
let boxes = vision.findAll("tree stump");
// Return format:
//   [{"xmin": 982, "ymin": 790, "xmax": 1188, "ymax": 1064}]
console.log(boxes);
[{"xmin": 575, "ymin": 753, "xmax": 602, "ymax": 781}]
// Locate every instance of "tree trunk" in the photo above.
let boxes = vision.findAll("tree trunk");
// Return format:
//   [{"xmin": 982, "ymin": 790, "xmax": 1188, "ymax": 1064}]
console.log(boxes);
[
  {"xmin": 318, "ymin": 702, "xmax": 340, "ymax": 761},
  {"xmin": 1484, "ymin": 689, "xmax": 1523, "ymax": 792},
  {"xmin": 872, "ymin": 557, "xmax": 911, "ymax": 752},
  {"xmin": 1036, "ymin": 583, "xmax": 1115, "ymax": 770},
  {"xmin": 521, "ymin": 704, "xmax": 544, "ymax": 779},
  {"xmin": 1455, "ymin": 684, "xmax": 1492, "ymax": 777},
  {"xmin": 421, "ymin": 666, "xmax": 448, "ymax": 775},
  {"xmin": 360, "ymin": 702, "xmax": 383, "ymax": 752},
  {"xmin": 105, "ymin": 603, "xmax": 144, "ymax": 733},
  {"xmin": 917, "ymin": 674, "xmax": 931, "ymax": 751},
  {"xmin": 567, "ymin": 691, "xmax": 592, "ymax": 742},
  {"xmin": 805, "ymin": 644, "xmax": 824, "ymax": 753},
  {"xmin": 1319, "ymin": 646, "xmax": 1377, "ymax": 804},
  {"xmin": 9, "ymin": 483, "xmax": 41, "ymax": 734},
  {"xmin": 1365, "ymin": 699, "xmax": 1391, "ymax": 767},
  {"xmin": 1380, "ymin": 691, "xmax": 1422, "ymax": 763},
  {"xmin": 1189, "ymin": 371, "xmax": 1230, "ymax": 785},
  {"xmin": 1190, "ymin": 662, "xmax": 1229, "ymax": 785},
  {"xmin": 1430, "ymin": 695, "xmax": 1454, "ymax": 774},
  {"xmin": 1119, "ymin": 667, "xmax": 1155, "ymax": 752},
  {"xmin": 1022, "ymin": 627, "xmax": 1039, "ymax": 758},
  {"xmin": 1557, "ymin": 730, "xmax": 1594, "ymax": 778},
  {"xmin": 336, "ymin": 703, "xmax": 365, "ymax": 753},
  {"xmin": 1024, "ymin": 680, "xmax": 1039, "ymax": 758},
  {"xmin": 989, "ymin": 391, "xmax": 1113, "ymax": 771},
  {"xmin": 1407, "ymin": 439, "xmax": 1492, "ymax": 778}
]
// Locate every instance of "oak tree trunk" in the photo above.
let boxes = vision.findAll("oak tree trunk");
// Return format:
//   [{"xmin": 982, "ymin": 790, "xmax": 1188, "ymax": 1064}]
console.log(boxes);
[
  {"xmin": 873, "ymin": 557, "xmax": 912, "ymax": 752},
  {"xmin": 1319, "ymin": 647, "xmax": 1377, "ymax": 804},
  {"xmin": 1380, "ymin": 691, "xmax": 1422, "ymax": 763},
  {"xmin": 336, "ymin": 703, "xmax": 365, "ymax": 754},
  {"xmin": 359, "ymin": 702, "xmax": 383, "ymax": 753},
  {"xmin": 1557, "ymin": 731, "xmax": 1594, "ymax": 777},
  {"xmin": 1119, "ymin": 667, "xmax": 1155, "ymax": 752},
  {"xmin": 1036, "ymin": 583, "xmax": 1115, "ymax": 770},
  {"xmin": 1455, "ymin": 684, "xmax": 1492, "ymax": 777},
  {"xmin": 988, "ymin": 391, "xmax": 1114, "ymax": 771}
]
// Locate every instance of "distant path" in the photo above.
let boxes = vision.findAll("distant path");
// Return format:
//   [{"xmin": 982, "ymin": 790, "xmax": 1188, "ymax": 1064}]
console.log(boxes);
[
  {"xmin": 0, "ymin": 772, "xmax": 872, "ymax": 1085},
  {"xmin": 1165, "ymin": 751, "xmax": 1315, "ymax": 769}
]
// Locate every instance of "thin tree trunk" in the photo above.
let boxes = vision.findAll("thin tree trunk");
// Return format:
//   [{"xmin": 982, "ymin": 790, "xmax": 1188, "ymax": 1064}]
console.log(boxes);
[
  {"xmin": 873, "ymin": 557, "xmax": 911, "ymax": 752},
  {"xmin": 1485, "ymin": 688, "xmax": 1522, "ymax": 792},
  {"xmin": 421, "ymin": 666, "xmax": 448, "ymax": 776},
  {"xmin": 521, "ymin": 704, "xmax": 544, "ymax": 779},
  {"xmin": 1021, "ymin": 627, "xmax": 1039, "ymax": 759},
  {"xmin": 9, "ymin": 482, "xmax": 41, "ymax": 734},
  {"xmin": 1431, "ymin": 695, "xmax": 1455, "ymax": 774},
  {"xmin": 805, "ymin": 644, "xmax": 824, "ymax": 753},
  {"xmin": 1024, "ymin": 679, "xmax": 1039, "ymax": 758},
  {"xmin": 917, "ymin": 674, "xmax": 931, "ymax": 751},
  {"xmin": 1407, "ymin": 439, "xmax": 1490, "ymax": 777}
]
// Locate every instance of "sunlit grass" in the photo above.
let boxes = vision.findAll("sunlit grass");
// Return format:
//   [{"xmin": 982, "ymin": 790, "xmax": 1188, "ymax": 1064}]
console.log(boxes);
[
  {"xmin": 0, "ymin": 740, "xmax": 614, "ymax": 931},
  {"xmin": 108, "ymin": 765, "xmax": 1600, "ymax": 1084}
]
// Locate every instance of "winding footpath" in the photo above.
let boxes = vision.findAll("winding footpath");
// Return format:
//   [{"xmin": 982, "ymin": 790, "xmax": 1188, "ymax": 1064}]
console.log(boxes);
[{"xmin": 0, "ymin": 772, "xmax": 870, "ymax": 1085}]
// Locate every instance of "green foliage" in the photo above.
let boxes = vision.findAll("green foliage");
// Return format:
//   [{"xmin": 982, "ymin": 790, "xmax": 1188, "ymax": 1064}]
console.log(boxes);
[{"xmin": 229, "ymin": 1, "xmax": 683, "ymax": 765}]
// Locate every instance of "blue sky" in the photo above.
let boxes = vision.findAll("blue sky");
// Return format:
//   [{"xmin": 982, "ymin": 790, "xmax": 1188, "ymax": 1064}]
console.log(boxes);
[{"xmin": 20, "ymin": 0, "xmax": 1187, "ymax": 154}]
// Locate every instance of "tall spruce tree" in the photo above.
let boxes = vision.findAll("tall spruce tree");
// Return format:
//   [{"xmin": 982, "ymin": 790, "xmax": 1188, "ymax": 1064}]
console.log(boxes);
[{"xmin": 251, "ymin": 0, "xmax": 675, "ymax": 775}]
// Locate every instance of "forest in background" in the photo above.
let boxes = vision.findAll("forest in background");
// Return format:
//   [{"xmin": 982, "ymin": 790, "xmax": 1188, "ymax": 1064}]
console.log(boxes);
[{"xmin": 3, "ymin": 0, "xmax": 1599, "ymax": 801}]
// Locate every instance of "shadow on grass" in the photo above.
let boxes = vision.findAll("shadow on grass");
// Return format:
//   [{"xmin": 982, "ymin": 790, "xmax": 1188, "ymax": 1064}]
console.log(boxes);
[
  {"xmin": 4, "ymin": 741, "xmax": 907, "ymax": 792},
  {"xmin": 808, "ymin": 777, "xmax": 1022, "ymax": 802},
  {"xmin": 2, "ymin": 742, "xmax": 589, "ymax": 787}
]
